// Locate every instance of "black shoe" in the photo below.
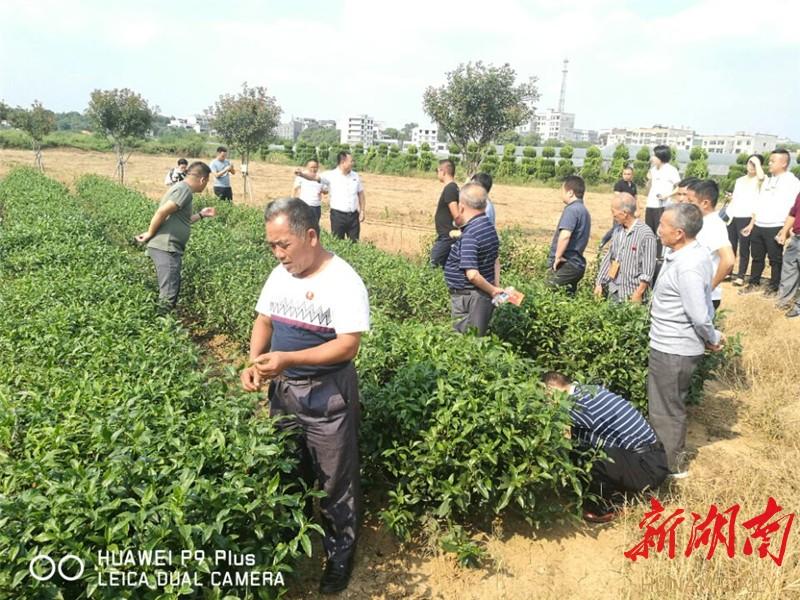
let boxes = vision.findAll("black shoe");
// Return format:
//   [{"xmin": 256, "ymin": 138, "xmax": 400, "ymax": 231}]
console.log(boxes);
[
  {"xmin": 763, "ymin": 288, "xmax": 779, "ymax": 298},
  {"xmin": 786, "ymin": 307, "xmax": 800, "ymax": 319},
  {"xmin": 738, "ymin": 284, "xmax": 761, "ymax": 296},
  {"xmin": 320, "ymin": 555, "xmax": 355, "ymax": 594}
]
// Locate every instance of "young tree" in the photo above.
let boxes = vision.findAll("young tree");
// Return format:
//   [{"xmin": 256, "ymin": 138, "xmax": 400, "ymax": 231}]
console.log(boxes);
[
  {"xmin": 423, "ymin": 61, "xmax": 537, "ymax": 175},
  {"xmin": 208, "ymin": 83, "xmax": 282, "ymax": 201},
  {"xmin": 685, "ymin": 146, "xmax": 709, "ymax": 179},
  {"xmin": 581, "ymin": 146, "xmax": 604, "ymax": 185},
  {"xmin": 87, "ymin": 88, "xmax": 156, "ymax": 183},
  {"xmin": 0, "ymin": 101, "xmax": 9, "ymax": 122},
  {"xmin": 633, "ymin": 146, "xmax": 651, "ymax": 187},
  {"xmin": 401, "ymin": 122, "xmax": 418, "ymax": 141},
  {"xmin": 9, "ymin": 101, "xmax": 56, "ymax": 171}
]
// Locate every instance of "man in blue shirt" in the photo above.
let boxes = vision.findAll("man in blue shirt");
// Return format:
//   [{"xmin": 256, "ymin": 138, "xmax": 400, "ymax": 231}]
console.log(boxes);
[
  {"xmin": 444, "ymin": 182, "xmax": 502, "ymax": 336},
  {"xmin": 210, "ymin": 145, "xmax": 235, "ymax": 201},
  {"xmin": 548, "ymin": 175, "xmax": 592, "ymax": 295},
  {"xmin": 544, "ymin": 371, "xmax": 669, "ymax": 524}
]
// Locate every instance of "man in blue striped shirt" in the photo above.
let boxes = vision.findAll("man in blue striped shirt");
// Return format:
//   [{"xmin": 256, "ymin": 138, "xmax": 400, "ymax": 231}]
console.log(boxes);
[
  {"xmin": 544, "ymin": 372, "xmax": 669, "ymax": 523},
  {"xmin": 444, "ymin": 182, "xmax": 502, "ymax": 336}
]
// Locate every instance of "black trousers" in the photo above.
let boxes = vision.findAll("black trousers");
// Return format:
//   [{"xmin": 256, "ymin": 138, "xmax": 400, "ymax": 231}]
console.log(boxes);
[
  {"xmin": 749, "ymin": 225, "xmax": 783, "ymax": 289},
  {"xmin": 213, "ymin": 186, "xmax": 233, "ymax": 201},
  {"xmin": 546, "ymin": 262, "xmax": 585, "ymax": 296},
  {"xmin": 578, "ymin": 443, "xmax": 669, "ymax": 512},
  {"xmin": 645, "ymin": 207, "xmax": 664, "ymax": 257},
  {"xmin": 430, "ymin": 236, "xmax": 454, "ymax": 267},
  {"xmin": 330, "ymin": 209, "xmax": 360, "ymax": 242},
  {"xmin": 269, "ymin": 363, "xmax": 361, "ymax": 561},
  {"xmin": 727, "ymin": 217, "xmax": 751, "ymax": 277}
]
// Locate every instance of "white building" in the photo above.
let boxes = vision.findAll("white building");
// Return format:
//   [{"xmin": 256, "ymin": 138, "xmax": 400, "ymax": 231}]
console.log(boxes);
[
  {"xmin": 571, "ymin": 128, "xmax": 599, "ymax": 143},
  {"xmin": 276, "ymin": 120, "xmax": 304, "ymax": 142},
  {"xmin": 605, "ymin": 126, "xmax": 695, "ymax": 150},
  {"xmin": 337, "ymin": 114, "xmax": 377, "ymax": 147},
  {"xmin": 697, "ymin": 132, "xmax": 778, "ymax": 155},
  {"xmin": 535, "ymin": 109, "xmax": 575, "ymax": 142},
  {"xmin": 411, "ymin": 125, "xmax": 438, "ymax": 147}
]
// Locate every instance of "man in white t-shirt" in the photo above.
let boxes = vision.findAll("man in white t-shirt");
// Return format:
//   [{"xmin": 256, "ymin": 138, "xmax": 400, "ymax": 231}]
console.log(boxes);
[
  {"xmin": 292, "ymin": 158, "xmax": 328, "ymax": 226},
  {"xmin": 739, "ymin": 149, "xmax": 800, "ymax": 296},
  {"xmin": 645, "ymin": 145, "xmax": 681, "ymax": 256},
  {"xmin": 240, "ymin": 197, "xmax": 369, "ymax": 594},
  {"xmin": 296, "ymin": 151, "xmax": 365, "ymax": 242},
  {"xmin": 687, "ymin": 180, "xmax": 734, "ymax": 309}
]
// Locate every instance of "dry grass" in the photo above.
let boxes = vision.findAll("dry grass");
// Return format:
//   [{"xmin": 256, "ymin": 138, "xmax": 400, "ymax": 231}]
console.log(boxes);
[{"xmin": 3, "ymin": 148, "xmax": 799, "ymax": 599}]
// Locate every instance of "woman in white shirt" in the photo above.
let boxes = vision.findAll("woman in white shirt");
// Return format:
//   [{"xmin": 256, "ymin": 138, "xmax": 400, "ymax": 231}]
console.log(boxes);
[
  {"xmin": 645, "ymin": 145, "xmax": 681, "ymax": 255},
  {"xmin": 727, "ymin": 154, "xmax": 765, "ymax": 285},
  {"xmin": 292, "ymin": 158, "xmax": 328, "ymax": 226}
]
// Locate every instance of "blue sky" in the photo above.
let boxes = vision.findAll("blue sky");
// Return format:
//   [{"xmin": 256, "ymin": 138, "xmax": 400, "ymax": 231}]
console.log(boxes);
[{"xmin": 1, "ymin": 0, "xmax": 798, "ymax": 140}]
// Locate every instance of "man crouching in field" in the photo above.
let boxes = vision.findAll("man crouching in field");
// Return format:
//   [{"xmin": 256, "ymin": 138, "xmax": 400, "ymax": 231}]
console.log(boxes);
[
  {"xmin": 135, "ymin": 161, "xmax": 216, "ymax": 309},
  {"xmin": 240, "ymin": 198, "xmax": 370, "ymax": 594},
  {"xmin": 543, "ymin": 372, "xmax": 669, "ymax": 523}
]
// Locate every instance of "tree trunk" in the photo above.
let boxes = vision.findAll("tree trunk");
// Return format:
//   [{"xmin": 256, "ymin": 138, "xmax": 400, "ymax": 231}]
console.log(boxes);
[
  {"xmin": 242, "ymin": 150, "xmax": 252, "ymax": 203},
  {"xmin": 115, "ymin": 143, "xmax": 125, "ymax": 184},
  {"xmin": 33, "ymin": 141, "xmax": 44, "ymax": 172}
]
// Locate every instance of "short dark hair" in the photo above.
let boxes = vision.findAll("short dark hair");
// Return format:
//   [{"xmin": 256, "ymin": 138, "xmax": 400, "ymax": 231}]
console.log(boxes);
[
  {"xmin": 216, "ymin": 146, "xmax": 227, "ymax": 154},
  {"xmin": 542, "ymin": 371, "xmax": 571, "ymax": 387},
  {"xmin": 653, "ymin": 145, "xmax": 672, "ymax": 164},
  {"xmin": 688, "ymin": 179, "xmax": 719, "ymax": 208},
  {"xmin": 438, "ymin": 159, "xmax": 455, "ymax": 177},
  {"xmin": 622, "ymin": 165, "xmax": 633, "ymax": 172},
  {"xmin": 748, "ymin": 153, "xmax": 764, "ymax": 166},
  {"xmin": 264, "ymin": 197, "xmax": 320, "ymax": 236},
  {"xmin": 186, "ymin": 161, "xmax": 211, "ymax": 178},
  {"xmin": 305, "ymin": 158, "xmax": 319, "ymax": 166},
  {"xmin": 470, "ymin": 172, "xmax": 493, "ymax": 193},
  {"xmin": 336, "ymin": 151, "xmax": 352, "ymax": 165},
  {"xmin": 562, "ymin": 175, "xmax": 586, "ymax": 198},
  {"xmin": 772, "ymin": 148, "xmax": 791, "ymax": 166},
  {"xmin": 664, "ymin": 203, "xmax": 703, "ymax": 239},
  {"xmin": 678, "ymin": 176, "xmax": 700, "ymax": 188},
  {"xmin": 177, "ymin": 158, "xmax": 188, "ymax": 166}
]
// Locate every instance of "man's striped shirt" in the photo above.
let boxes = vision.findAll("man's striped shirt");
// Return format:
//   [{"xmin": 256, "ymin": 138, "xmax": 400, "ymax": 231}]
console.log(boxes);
[
  {"xmin": 444, "ymin": 213, "xmax": 499, "ymax": 290},
  {"xmin": 569, "ymin": 385, "xmax": 658, "ymax": 450},
  {"xmin": 596, "ymin": 219, "xmax": 657, "ymax": 301}
]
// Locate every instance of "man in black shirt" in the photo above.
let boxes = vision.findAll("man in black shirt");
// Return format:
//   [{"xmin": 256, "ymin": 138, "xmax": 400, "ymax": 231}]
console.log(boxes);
[{"xmin": 430, "ymin": 159, "xmax": 460, "ymax": 267}]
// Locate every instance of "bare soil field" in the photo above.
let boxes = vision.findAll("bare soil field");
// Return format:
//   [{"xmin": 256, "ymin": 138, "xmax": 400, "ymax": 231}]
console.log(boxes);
[{"xmin": 3, "ymin": 148, "xmax": 799, "ymax": 599}]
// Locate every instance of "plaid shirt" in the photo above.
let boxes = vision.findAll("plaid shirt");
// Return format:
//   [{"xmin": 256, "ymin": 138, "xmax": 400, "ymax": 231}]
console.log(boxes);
[{"xmin": 596, "ymin": 219, "xmax": 657, "ymax": 301}]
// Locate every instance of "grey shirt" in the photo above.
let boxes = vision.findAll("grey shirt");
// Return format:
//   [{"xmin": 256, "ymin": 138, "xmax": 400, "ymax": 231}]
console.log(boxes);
[
  {"xmin": 210, "ymin": 158, "xmax": 231, "ymax": 188},
  {"xmin": 146, "ymin": 182, "xmax": 193, "ymax": 254},
  {"xmin": 649, "ymin": 240, "xmax": 721, "ymax": 356}
]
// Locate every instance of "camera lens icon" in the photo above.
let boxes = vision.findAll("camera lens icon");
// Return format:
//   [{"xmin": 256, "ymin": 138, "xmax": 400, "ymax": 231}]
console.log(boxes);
[{"xmin": 29, "ymin": 554, "xmax": 85, "ymax": 582}]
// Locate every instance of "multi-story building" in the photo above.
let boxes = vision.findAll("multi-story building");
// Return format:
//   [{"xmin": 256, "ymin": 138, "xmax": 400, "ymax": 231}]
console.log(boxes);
[
  {"xmin": 697, "ymin": 132, "xmax": 778, "ymax": 155},
  {"xmin": 337, "ymin": 114, "xmax": 377, "ymax": 147},
  {"xmin": 411, "ymin": 125, "xmax": 438, "ymax": 147},
  {"xmin": 276, "ymin": 119, "xmax": 304, "ymax": 142},
  {"xmin": 571, "ymin": 128, "xmax": 599, "ymax": 143},
  {"xmin": 605, "ymin": 125, "xmax": 695, "ymax": 150},
  {"xmin": 535, "ymin": 109, "xmax": 575, "ymax": 142}
]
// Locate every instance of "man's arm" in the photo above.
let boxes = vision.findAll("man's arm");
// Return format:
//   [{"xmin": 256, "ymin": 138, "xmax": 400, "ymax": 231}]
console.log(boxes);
[
  {"xmin": 241, "ymin": 313, "xmax": 273, "ymax": 391},
  {"xmin": 465, "ymin": 269, "xmax": 502, "ymax": 296},
  {"xmin": 135, "ymin": 201, "xmax": 179, "ymax": 242},
  {"xmin": 594, "ymin": 241, "xmax": 613, "ymax": 293},
  {"xmin": 294, "ymin": 168, "xmax": 322, "ymax": 182},
  {"xmin": 777, "ymin": 213, "xmax": 796, "ymax": 245},
  {"xmin": 212, "ymin": 164, "xmax": 231, "ymax": 179},
  {"xmin": 631, "ymin": 233, "xmax": 657, "ymax": 303},
  {"xmin": 678, "ymin": 269, "xmax": 722, "ymax": 347},
  {"xmin": 292, "ymin": 184, "xmax": 301, "ymax": 198},
  {"xmin": 448, "ymin": 200, "xmax": 459, "ymax": 221},
  {"xmin": 251, "ymin": 333, "xmax": 362, "ymax": 379},
  {"xmin": 711, "ymin": 246, "xmax": 735, "ymax": 289},
  {"xmin": 358, "ymin": 190, "xmax": 366, "ymax": 222},
  {"xmin": 552, "ymin": 230, "xmax": 572, "ymax": 270}
]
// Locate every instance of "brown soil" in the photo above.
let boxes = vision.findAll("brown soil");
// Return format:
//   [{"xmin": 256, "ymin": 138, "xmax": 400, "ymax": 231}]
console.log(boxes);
[{"xmin": 3, "ymin": 148, "xmax": 798, "ymax": 599}]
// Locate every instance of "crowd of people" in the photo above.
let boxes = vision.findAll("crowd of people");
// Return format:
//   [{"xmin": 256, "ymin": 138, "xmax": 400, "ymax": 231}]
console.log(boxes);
[{"xmin": 143, "ymin": 144, "xmax": 799, "ymax": 591}]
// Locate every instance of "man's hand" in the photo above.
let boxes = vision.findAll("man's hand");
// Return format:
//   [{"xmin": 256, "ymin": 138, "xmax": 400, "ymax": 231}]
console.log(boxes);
[
  {"xmin": 135, "ymin": 232, "xmax": 152, "ymax": 244},
  {"xmin": 199, "ymin": 207, "xmax": 217, "ymax": 219},
  {"xmin": 630, "ymin": 290, "xmax": 644, "ymax": 304},
  {"xmin": 359, "ymin": 210, "xmax": 366, "ymax": 223},
  {"xmin": 552, "ymin": 257, "xmax": 565, "ymax": 271},
  {"xmin": 252, "ymin": 351, "xmax": 292, "ymax": 378},
  {"xmin": 706, "ymin": 333, "xmax": 726, "ymax": 353},
  {"xmin": 294, "ymin": 168, "xmax": 303, "ymax": 176},
  {"xmin": 776, "ymin": 230, "xmax": 788, "ymax": 245},
  {"xmin": 740, "ymin": 224, "xmax": 754, "ymax": 237},
  {"xmin": 240, "ymin": 365, "xmax": 263, "ymax": 392},
  {"xmin": 594, "ymin": 284, "xmax": 603, "ymax": 298},
  {"xmin": 229, "ymin": 164, "xmax": 236, "ymax": 175}
]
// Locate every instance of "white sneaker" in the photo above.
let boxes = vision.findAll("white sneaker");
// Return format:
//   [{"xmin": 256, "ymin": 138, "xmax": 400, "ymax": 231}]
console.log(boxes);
[{"xmin": 668, "ymin": 470, "xmax": 689, "ymax": 480}]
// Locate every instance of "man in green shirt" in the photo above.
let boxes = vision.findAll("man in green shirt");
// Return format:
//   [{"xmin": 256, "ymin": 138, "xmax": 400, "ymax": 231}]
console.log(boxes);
[{"xmin": 135, "ymin": 161, "xmax": 215, "ymax": 308}]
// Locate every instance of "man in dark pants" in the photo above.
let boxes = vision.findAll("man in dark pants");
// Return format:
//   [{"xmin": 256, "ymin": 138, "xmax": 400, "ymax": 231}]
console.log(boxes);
[
  {"xmin": 240, "ymin": 198, "xmax": 370, "ymax": 594},
  {"xmin": 543, "ymin": 372, "xmax": 669, "ymax": 524},
  {"xmin": 135, "ymin": 162, "xmax": 216, "ymax": 309},
  {"xmin": 296, "ymin": 151, "xmax": 365, "ymax": 242},
  {"xmin": 430, "ymin": 159, "xmax": 459, "ymax": 267},
  {"xmin": 444, "ymin": 182, "xmax": 502, "ymax": 335},
  {"xmin": 210, "ymin": 146, "xmax": 235, "ymax": 201},
  {"xmin": 547, "ymin": 175, "xmax": 592, "ymax": 294},
  {"xmin": 739, "ymin": 149, "xmax": 800, "ymax": 297},
  {"xmin": 648, "ymin": 204, "xmax": 724, "ymax": 477}
]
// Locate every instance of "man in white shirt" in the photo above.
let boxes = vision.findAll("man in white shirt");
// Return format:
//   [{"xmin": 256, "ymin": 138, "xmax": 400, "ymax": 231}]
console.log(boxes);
[
  {"xmin": 296, "ymin": 151, "xmax": 366, "ymax": 242},
  {"xmin": 240, "ymin": 197, "xmax": 370, "ymax": 594},
  {"xmin": 687, "ymin": 180, "xmax": 735, "ymax": 309},
  {"xmin": 727, "ymin": 155, "xmax": 765, "ymax": 285},
  {"xmin": 645, "ymin": 145, "xmax": 681, "ymax": 256},
  {"xmin": 739, "ymin": 149, "xmax": 800, "ymax": 296},
  {"xmin": 292, "ymin": 158, "xmax": 328, "ymax": 226}
]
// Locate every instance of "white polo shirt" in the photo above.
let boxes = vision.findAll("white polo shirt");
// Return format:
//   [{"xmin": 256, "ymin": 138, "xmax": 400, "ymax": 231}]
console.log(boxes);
[
  {"xmin": 320, "ymin": 168, "xmax": 364, "ymax": 213},
  {"xmin": 293, "ymin": 177, "xmax": 327, "ymax": 208},
  {"xmin": 696, "ymin": 212, "xmax": 732, "ymax": 302},
  {"xmin": 754, "ymin": 172, "xmax": 800, "ymax": 228},
  {"xmin": 646, "ymin": 163, "xmax": 680, "ymax": 209}
]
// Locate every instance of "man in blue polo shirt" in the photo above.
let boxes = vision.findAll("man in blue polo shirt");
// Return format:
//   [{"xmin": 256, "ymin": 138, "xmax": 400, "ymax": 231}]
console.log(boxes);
[
  {"xmin": 444, "ymin": 182, "xmax": 502, "ymax": 336},
  {"xmin": 548, "ymin": 175, "xmax": 592, "ymax": 295},
  {"xmin": 543, "ymin": 371, "xmax": 669, "ymax": 524}
]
